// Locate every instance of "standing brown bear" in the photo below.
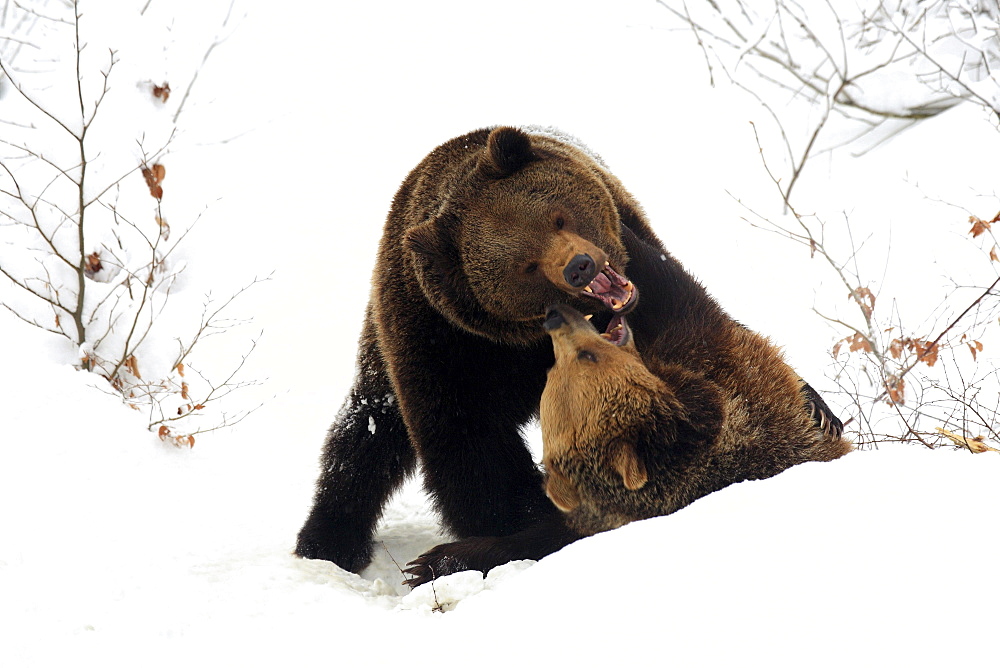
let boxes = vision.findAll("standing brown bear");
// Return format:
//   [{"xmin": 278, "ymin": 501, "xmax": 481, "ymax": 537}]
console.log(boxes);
[
  {"xmin": 296, "ymin": 126, "xmax": 658, "ymax": 585},
  {"xmin": 540, "ymin": 294, "xmax": 852, "ymax": 536}
]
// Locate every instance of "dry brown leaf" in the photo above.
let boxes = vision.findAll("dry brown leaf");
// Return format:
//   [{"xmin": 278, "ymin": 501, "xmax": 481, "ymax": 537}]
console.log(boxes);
[
  {"xmin": 157, "ymin": 425, "xmax": 171, "ymax": 441},
  {"xmin": 156, "ymin": 215, "xmax": 170, "ymax": 241},
  {"xmin": 935, "ymin": 427, "xmax": 999, "ymax": 453},
  {"xmin": 969, "ymin": 212, "xmax": 999, "ymax": 238},
  {"xmin": 833, "ymin": 332, "xmax": 873, "ymax": 357},
  {"xmin": 125, "ymin": 355, "xmax": 142, "ymax": 380},
  {"xmin": 914, "ymin": 339, "xmax": 939, "ymax": 367},
  {"xmin": 849, "ymin": 333, "xmax": 872, "ymax": 353},
  {"xmin": 141, "ymin": 163, "xmax": 166, "ymax": 200},
  {"xmin": 853, "ymin": 287, "xmax": 876, "ymax": 318},
  {"xmin": 886, "ymin": 376, "xmax": 905, "ymax": 405},
  {"xmin": 84, "ymin": 252, "xmax": 103, "ymax": 279},
  {"xmin": 969, "ymin": 215, "xmax": 990, "ymax": 238},
  {"xmin": 152, "ymin": 82, "xmax": 171, "ymax": 103}
]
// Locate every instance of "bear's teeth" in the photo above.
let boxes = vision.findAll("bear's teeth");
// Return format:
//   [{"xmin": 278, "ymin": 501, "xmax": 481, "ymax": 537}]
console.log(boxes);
[
  {"xmin": 584, "ymin": 314, "xmax": 593, "ymax": 321},
  {"xmin": 583, "ymin": 286, "xmax": 593, "ymax": 293}
]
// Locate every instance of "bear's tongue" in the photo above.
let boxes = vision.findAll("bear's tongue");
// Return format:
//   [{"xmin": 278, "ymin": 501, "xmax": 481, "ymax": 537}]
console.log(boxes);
[{"xmin": 583, "ymin": 264, "xmax": 634, "ymax": 311}]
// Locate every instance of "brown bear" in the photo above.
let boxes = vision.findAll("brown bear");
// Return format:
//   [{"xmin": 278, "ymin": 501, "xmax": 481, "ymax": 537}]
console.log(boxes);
[
  {"xmin": 540, "ymin": 234, "xmax": 853, "ymax": 536},
  {"xmin": 296, "ymin": 125, "xmax": 846, "ymax": 585},
  {"xmin": 296, "ymin": 126, "xmax": 662, "ymax": 586}
]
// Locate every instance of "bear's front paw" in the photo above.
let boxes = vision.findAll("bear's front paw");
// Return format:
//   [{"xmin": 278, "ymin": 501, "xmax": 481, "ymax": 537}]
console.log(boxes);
[
  {"xmin": 402, "ymin": 536, "xmax": 508, "ymax": 588},
  {"xmin": 402, "ymin": 546, "xmax": 473, "ymax": 588}
]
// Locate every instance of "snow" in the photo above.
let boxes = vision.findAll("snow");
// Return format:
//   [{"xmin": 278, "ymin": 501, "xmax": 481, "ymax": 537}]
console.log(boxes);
[{"xmin": 2, "ymin": 1, "xmax": 999, "ymax": 666}]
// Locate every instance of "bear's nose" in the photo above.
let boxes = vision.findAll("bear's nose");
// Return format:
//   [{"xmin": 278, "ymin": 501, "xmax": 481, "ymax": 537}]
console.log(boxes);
[
  {"xmin": 563, "ymin": 253, "xmax": 598, "ymax": 288},
  {"xmin": 543, "ymin": 307, "xmax": 566, "ymax": 332}
]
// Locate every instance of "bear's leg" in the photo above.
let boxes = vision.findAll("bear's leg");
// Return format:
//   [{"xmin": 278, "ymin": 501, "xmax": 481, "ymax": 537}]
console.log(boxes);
[
  {"xmin": 381, "ymin": 330, "xmax": 570, "ymax": 584},
  {"xmin": 398, "ymin": 339, "xmax": 558, "ymax": 542},
  {"xmin": 403, "ymin": 515, "xmax": 583, "ymax": 587},
  {"xmin": 295, "ymin": 314, "xmax": 416, "ymax": 572}
]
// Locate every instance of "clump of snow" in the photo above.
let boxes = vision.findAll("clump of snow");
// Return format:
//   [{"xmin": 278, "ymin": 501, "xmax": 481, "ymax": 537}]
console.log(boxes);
[
  {"xmin": 399, "ymin": 561, "xmax": 535, "ymax": 613},
  {"xmin": 522, "ymin": 124, "xmax": 608, "ymax": 166}
]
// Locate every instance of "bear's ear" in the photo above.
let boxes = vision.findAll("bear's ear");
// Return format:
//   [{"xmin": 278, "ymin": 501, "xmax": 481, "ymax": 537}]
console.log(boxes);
[
  {"xmin": 611, "ymin": 439, "xmax": 648, "ymax": 490},
  {"xmin": 544, "ymin": 460, "xmax": 581, "ymax": 512},
  {"xmin": 480, "ymin": 126, "xmax": 536, "ymax": 178}
]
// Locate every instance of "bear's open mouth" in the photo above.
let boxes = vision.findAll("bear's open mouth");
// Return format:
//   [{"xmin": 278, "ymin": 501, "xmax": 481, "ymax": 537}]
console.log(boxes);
[
  {"xmin": 582, "ymin": 263, "xmax": 635, "ymax": 313},
  {"xmin": 603, "ymin": 314, "xmax": 628, "ymax": 346},
  {"xmin": 585, "ymin": 312, "xmax": 629, "ymax": 346}
]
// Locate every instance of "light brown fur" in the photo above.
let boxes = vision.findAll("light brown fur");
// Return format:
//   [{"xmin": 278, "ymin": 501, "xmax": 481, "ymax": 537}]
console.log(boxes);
[{"xmin": 541, "ymin": 303, "xmax": 853, "ymax": 536}]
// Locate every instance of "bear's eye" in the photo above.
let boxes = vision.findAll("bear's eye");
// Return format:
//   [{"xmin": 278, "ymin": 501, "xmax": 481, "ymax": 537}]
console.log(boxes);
[
  {"xmin": 554, "ymin": 216, "xmax": 566, "ymax": 230},
  {"xmin": 524, "ymin": 262, "xmax": 539, "ymax": 275},
  {"xmin": 577, "ymin": 350, "xmax": 597, "ymax": 363}
]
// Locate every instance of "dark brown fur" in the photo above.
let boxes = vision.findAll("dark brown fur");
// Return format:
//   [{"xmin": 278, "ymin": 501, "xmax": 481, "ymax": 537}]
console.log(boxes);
[
  {"xmin": 541, "ymin": 250, "xmax": 852, "ymax": 536},
  {"xmin": 296, "ymin": 127, "xmax": 664, "ymax": 585}
]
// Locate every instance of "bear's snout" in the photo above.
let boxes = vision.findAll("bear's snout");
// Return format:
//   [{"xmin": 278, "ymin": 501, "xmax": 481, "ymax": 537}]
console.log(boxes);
[
  {"xmin": 543, "ymin": 303, "xmax": 594, "ymax": 335},
  {"xmin": 563, "ymin": 253, "xmax": 598, "ymax": 288},
  {"xmin": 543, "ymin": 307, "xmax": 566, "ymax": 332}
]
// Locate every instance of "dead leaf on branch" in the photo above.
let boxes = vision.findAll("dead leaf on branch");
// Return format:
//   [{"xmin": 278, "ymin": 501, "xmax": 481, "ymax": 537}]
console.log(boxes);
[
  {"xmin": 833, "ymin": 332, "xmax": 873, "ymax": 357},
  {"xmin": 969, "ymin": 211, "xmax": 999, "ymax": 238},
  {"xmin": 152, "ymin": 82, "xmax": 171, "ymax": 103},
  {"xmin": 156, "ymin": 215, "xmax": 170, "ymax": 241},
  {"xmin": 888, "ymin": 337, "xmax": 940, "ymax": 367},
  {"xmin": 156, "ymin": 425, "xmax": 195, "ymax": 448},
  {"xmin": 141, "ymin": 163, "xmax": 166, "ymax": 200},
  {"xmin": 913, "ymin": 339, "xmax": 939, "ymax": 367},
  {"xmin": 84, "ymin": 252, "xmax": 103, "ymax": 279},
  {"xmin": 125, "ymin": 355, "xmax": 142, "ymax": 379},
  {"xmin": 852, "ymin": 286, "xmax": 876, "ymax": 319},
  {"xmin": 886, "ymin": 375, "xmax": 905, "ymax": 405},
  {"xmin": 935, "ymin": 427, "xmax": 999, "ymax": 454}
]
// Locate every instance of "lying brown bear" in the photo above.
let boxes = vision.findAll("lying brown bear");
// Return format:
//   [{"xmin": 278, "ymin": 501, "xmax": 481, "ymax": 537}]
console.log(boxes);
[{"xmin": 540, "ymin": 230, "xmax": 852, "ymax": 536}]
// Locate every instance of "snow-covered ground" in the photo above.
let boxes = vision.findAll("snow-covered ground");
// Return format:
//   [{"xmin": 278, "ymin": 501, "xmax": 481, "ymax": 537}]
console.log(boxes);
[{"xmin": 2, "ymin": 1, "xmax": 998, "ymax": 666}]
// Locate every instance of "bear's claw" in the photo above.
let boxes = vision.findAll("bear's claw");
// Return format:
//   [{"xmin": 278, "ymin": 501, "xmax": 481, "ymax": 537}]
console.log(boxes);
[{"xmin": 402, "ymin": 546, "xmax": 477, "ymax": 588}]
